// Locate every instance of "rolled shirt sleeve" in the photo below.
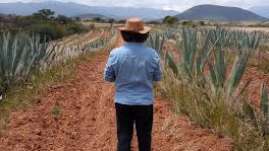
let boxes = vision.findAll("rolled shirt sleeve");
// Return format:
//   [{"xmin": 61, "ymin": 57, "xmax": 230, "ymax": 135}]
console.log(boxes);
[
  {"xmin": 104, "ymin": 50, "xmax": 117, "ymax": 82},
  {"xmin": 153, "ymin": 52, "xmax": 162, "ymax": 81}
]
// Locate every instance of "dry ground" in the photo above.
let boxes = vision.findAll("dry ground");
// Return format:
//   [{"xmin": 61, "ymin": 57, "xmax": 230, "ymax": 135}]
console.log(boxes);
[{"xmin": 0, "ymin": 36, "xmax": 231, "ymax": 151}]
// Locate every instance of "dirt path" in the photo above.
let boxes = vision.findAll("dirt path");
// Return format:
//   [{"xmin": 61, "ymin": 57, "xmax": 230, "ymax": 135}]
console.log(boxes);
[{"xmin": 0, "ymin": 36, "xmax": 231, "ymax": 151}]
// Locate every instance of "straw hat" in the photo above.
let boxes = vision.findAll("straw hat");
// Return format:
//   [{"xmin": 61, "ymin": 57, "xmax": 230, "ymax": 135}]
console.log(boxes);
[{"xmin": 118, "ymin": 17, "xmax": 151, "ymax": 34}]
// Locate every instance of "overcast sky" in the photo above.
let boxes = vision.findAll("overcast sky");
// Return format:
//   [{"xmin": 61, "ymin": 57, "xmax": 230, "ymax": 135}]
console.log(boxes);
[{"xmin": 0, "ymin": 0, "xmax": 266, "ymax": 11}]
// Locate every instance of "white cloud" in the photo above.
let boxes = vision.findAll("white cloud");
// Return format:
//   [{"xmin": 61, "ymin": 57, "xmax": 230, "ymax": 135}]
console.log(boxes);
[{"xmin": 0, "ymin": 0, "xmax": 267, "ymax": 11}]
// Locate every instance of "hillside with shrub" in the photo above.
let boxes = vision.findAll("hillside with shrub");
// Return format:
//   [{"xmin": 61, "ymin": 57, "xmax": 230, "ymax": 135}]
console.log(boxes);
[{"xmin": 0, "ymin": 9, "xmax": 87, "ymax": 41}]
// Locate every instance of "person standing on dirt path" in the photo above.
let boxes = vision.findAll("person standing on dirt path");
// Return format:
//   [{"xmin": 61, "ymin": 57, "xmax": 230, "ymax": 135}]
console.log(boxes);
[{"xmin": 104, "ymin": 17, "xmax": 162, "ymax": 151}]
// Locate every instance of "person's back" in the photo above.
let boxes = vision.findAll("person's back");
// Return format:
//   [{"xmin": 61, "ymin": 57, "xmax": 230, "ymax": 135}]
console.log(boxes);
[
  {"xmin": 104, "ymin": 17, "xmax": 161, "ymax": 151},
  {"xmin": 106, "ymin": 42, "xmax": 161, "ymax": 105}
]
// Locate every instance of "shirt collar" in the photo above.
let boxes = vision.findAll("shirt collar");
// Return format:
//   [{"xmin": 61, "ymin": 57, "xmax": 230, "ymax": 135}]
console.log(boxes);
[{"xmin": 123, "ymin": 42, "xmax": 145, "ymax": 47}]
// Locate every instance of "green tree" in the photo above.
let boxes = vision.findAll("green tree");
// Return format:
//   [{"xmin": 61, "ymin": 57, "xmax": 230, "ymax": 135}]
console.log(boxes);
[
  {"xmin": 199, "ymin": 21, "xmax": 205, "ymax": 26},
  {"xmin": 108, "ymin": 18, "xmax": 115, "ymax": 24},
  {"xmin": 92, "ymin": 17, "xmax": 102, "ymax": 22},
  {"xmin": 56, "ymin": 15, "xmax": 72, "ymax": 24},
  {"xmin": 74, "ymin": 17, "xmax": 81, "ymax": 22},
  {"xmin": 33, "ymin": 9, "xmax": 55, "ymax": 20},
  {"xmin": 117, "ymin": 20, "xmax": 125, "ymax": 24},
  {"xmin": 182, "ymin": 21, "xmax": 193, "ymax": 27},
  {"xmin": 108, "ymin": 18, "xmax": 114, "ymax": 28},
  {"xmin": 163, "ymin": 16, "xmax": 178, "ymax": 25}
]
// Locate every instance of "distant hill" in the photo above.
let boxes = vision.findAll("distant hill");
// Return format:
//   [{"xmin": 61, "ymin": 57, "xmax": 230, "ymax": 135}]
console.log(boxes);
[
  {"xmin": 0, "ymin": 13, "xmax": 9, "ymax": 18},
  {"xmin": 250, "ymin": 6, "xmax": 269, "ymax": 18},
  {"xmin": 77, "ymin": 14, "xmax": 110, "ymax": 20},
  {"xmin": 175, "ymin": 4, "xmax": 267, "ymax": 21},
  {"xmin": 0, "ymin": 1, "xmax": 178, "ymax": 20}
]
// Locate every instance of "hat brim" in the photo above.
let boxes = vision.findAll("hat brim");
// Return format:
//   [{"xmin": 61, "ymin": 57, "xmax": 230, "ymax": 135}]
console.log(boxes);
[{"xmin": 118, "ymin": 26, "xmax": 151, "ymax": 34}]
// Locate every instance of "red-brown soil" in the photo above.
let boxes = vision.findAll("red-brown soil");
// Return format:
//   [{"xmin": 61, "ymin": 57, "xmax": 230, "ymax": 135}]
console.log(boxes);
[{"xmin": 0, "ymin": 35, "xmax": 231, "ymax": 151}]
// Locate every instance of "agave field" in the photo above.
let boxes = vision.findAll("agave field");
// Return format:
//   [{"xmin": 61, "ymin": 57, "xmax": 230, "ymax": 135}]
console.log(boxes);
[
  {"xmin": 2, "ymin": 22, "xmax": 269, "ymax": 150},
  {"xmin": 147, "ymin": 27, "xmax": 269, "ymax": 150},
  {"xmin": 0, "ymin": 27, "xmax": 117, "ymax": 100}
]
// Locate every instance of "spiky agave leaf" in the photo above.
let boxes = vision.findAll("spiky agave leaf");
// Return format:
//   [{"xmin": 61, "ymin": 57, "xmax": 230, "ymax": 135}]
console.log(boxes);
[
  {"xmin": 180, "ymin": 28, "xmax": 197, "ymax": 78},
  {"xmin": 195, "ymin": 30, "xmax": 212, "ymax": 76},
  {"xmin": 227, "ymin": 50, "xmax": 250, "ymax": 96},
  {"xmin": 198, "ymin": 30, "xmax": 227, "ymax": 92},
  {"xmin": 261, "ymin": 83, "xmax": 269, "ymax": 120},
  {"xmin": 214, "ymin": 45, "xmax": 227, "ymax": 88},
  {"xmin": 165, "ymin": 52, "xmax": 178, "ymax": 75},
  {"xmin": 260, "ymin": 82, "xmax": 269, "ymax": 135},
  {"xmin": 207, "ymin": 60, "xmax": 218, "ymax": 94},
  {"xmin": 146, "ymin": 33, "xmax": 165, "ymax": 58},
  {"xmin": 242, "ymin": 99, "xmax": 258, "ymax": 128}
]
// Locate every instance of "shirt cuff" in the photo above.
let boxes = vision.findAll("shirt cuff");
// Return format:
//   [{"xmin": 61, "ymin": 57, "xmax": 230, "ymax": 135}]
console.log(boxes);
[
  {"xmin": 104, "ymin": 68, "xmax": 115, "ymax": 82},
  {"xmin": 153, "ymin": 73, "xmax": 162, "ymax": 81}
]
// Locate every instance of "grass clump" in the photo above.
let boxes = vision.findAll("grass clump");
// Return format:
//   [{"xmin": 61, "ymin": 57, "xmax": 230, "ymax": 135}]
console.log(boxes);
[{"xmin": 51, "ymin": 104, "xmax": 62, "ymax": 119}]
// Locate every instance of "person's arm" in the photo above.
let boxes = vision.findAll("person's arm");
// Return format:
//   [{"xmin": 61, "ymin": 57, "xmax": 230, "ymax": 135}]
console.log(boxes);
[
  {"xmin": 104, "ymin": 50, "xmax": 117, "ymax": 82},
  {"xmin": 153, "ymin": 51, "xmax": 162, "ymax": 82}
]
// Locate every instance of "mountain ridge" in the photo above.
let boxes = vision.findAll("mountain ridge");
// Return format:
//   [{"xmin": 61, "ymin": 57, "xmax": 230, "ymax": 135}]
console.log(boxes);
[
  {"xmin": 250, "ymin": 6, "xmax": 269, "ymax": 18},
  {"xmin": 175, "ymin": 4, "xmax": 267, "ymax": 21},
  {"xmin": 0, "ymin": 1, "xmax": 178, "ymax": 20}
]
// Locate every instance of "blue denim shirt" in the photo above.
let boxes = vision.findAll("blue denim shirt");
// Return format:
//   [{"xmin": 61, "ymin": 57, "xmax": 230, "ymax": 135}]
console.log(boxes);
[{"xmin": 104, "ymin": 42, "xmax": 162, "ymax": 105}]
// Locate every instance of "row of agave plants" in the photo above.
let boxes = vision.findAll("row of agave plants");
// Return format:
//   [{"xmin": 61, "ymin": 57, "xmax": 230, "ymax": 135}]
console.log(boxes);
[
  {"xmin": 49, "ymin": 28, "xmax": 117, "ymax": 67},
  {"xmin": 0, "ymin": 28, "xmax": 117, "ymax": 100},
  {"xmin": 147, "ymin": 27, "xmax": 269, "ymax": 150}
]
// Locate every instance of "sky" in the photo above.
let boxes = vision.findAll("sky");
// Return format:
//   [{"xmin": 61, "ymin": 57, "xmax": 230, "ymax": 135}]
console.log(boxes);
[{"xmin": 0, "ymin": 0, "xmax": 267, "ymax": 11}]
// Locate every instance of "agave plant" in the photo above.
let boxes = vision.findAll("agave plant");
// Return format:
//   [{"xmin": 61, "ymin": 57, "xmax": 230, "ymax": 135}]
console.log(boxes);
[
  {"xmin": 226, "ymin": 50, "xmax": 251, "ymax": 96},
  {"xmin": 165, "ymin": 52, "xmax": 178, "ymax": 75},
  {"xmin": 202, "ymin": 27, "xmax": 263, "ymax": 51},
  {"xmin": 260, "ymin": 83, "xmax": 269, "ymax": 136},
  {"xmin": 160, "ymin": 26, "xmax": 269, "ymax": 150},
  {"xmin": 164, "ymin": 27, "xmax": 262, "ymax": 97},
  {"xmin": 52, "ymin": 29, "xmax": 116, "ymax": 62},
  {"xmin": 146, "ymin": 33, "xmax": 165, "ymax": 58},
  {"xmin": 85, "ymin": 29, "xmax": 116, "ymax": 51},
  {"xmin": 242, "ymin": 82, "xmax": 269, "ymax": 140},
  {"xmin": 163, "ymin": 28, "xmax": 181, "ymax": 40},
  {"xmin": 0, "ymin": 32, "xmax": 55, "ymax": 96},
  {"xmin": 86, "ymin": 37, "xmax": 109, "ymax": 50}
]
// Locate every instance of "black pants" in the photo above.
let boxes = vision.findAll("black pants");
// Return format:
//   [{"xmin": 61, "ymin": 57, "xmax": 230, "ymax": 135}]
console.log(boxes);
[{"xmin": 115, "ymin": 103, "xmax": 153, "ymax": 151}]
